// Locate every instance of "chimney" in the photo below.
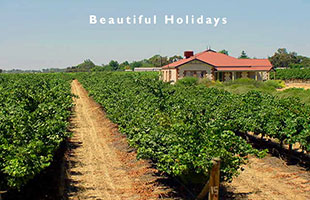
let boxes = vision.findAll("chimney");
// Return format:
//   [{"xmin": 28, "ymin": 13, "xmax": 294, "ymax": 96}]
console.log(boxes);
[{"xmin": 184, "ymin": 51, "xmax": 194, "ymax": 59}]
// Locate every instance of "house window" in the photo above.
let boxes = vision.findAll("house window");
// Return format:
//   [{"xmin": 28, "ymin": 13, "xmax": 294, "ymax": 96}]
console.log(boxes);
[
  {"xmin": 217, "ymin": 72, "xmax": 224, "ymax": 82},
  {"xmin": 248, "ymin": 72, "xmax": 256, "ymax": 79},
  {"xmin": 184, "ymin": 71, "xmax": 191, "ymax": 77},
  {"xmin": 169, "ymin": 70, "xmax": 172, "ymax": 80},
  {"xmin": 200, "ymin": 71, "xmax": 206, "ymax": 78},
  {"xmin": 183, "ymin": 70, "xmax": 206, "ymax": 78},
  {"xmin": 236, "ymin": 72, "xmax": 242, "ymax": 79}
]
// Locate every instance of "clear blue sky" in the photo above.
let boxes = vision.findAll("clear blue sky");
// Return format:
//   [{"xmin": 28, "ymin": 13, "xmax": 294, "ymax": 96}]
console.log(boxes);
[{"xmin": 0, "ymin": 0, "xmax": 309, "ymax": 70}]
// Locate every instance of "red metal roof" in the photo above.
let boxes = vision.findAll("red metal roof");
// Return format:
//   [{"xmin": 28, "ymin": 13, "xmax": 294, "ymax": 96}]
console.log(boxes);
[
  {"xmin": 216, "ymin": 67, "xmax": 273, "ymax": 71},
  {"xmin": 162, "ymin": 50, "xmax": 273, "ymax": 71}
]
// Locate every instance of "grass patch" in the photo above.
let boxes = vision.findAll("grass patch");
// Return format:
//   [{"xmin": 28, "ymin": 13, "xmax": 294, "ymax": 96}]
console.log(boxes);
[
  {"xmin": 177, "ymin": 77, "xmax": 310, "ymax": 105},
  {"xmin": 203, "ymin": 78, "xmax": 284, "ymax": 94},
  {"xmin": 276, "ymin": 88, "xmax": 310, "ymax": 105}
]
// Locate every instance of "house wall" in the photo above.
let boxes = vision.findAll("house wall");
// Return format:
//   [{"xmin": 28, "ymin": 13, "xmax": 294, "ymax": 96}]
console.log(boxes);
[
  {"xmin": 161, "ymin": 70, "xmax": 166, "ymax": 81},
  {"xmin": 178, "ymin": 60, "xmax": 214, "ymax": 80},
  {"xmin": 224, "ymin": 72, "xmax": 232, "ymax": 81},
  {"xmin": 216, "ymin": 71, "xmax": 270, "ymax": 82},
  {"xmin": 161, "ymin": 69, "xmax": 178, "ymax": 83},
  {"xmin": 257, "ymin": 72, "xmax": 270, "ymax": 81},
  {"xmin": 161, "ymin": 63, "xmax": 271, "ymax": 82},
  {"xmin": 261, "ymin": 72, "xmax": 270, "ymax": 80},
  {"xmin": 171, "ymin": 69, "xmax": 177, "ymax": 82},
  {"xmin": 251, "ymin": 71, "xmax": 270, "ymax": 81}
]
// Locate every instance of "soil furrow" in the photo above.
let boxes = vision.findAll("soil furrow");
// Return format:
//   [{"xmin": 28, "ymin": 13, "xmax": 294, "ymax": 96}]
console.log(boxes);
[{"xmin": 67, "ymin": 80, "xmax": 161, "ymax": 200}]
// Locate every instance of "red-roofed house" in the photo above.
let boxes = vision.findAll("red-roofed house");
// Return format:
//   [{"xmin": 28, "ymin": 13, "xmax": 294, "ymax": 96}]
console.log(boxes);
[{"xmin": 161, "ymin": 49, "xmax": 273, "ymax": 82}]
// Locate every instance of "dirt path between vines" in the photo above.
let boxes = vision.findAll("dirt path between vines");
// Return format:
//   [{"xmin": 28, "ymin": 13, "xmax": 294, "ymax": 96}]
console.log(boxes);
[
  {"xmin": 224, "ymin": 83, "xmax": 310, "ymax": 200},
  {"xmin": 66, "ymin": 80, "xmax": 169, "ymax": 200},
  {"xmin": 278, "ymin": 83, "xmax": 310, "ymax": 91},
  {"xmin": 223, "ymin": 155, "xmax": 310, "ymax": 200}
]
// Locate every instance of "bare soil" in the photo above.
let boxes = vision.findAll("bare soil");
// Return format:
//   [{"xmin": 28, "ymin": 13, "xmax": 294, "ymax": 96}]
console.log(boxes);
[
  {"xmin": 223, "ymin": 155, "xmax": 310, "ymax": 200},
  {"xmin": 278, "ymin": 83, "xmax": 310, "ymax": 91},
  {"xmin": 223, "ymin": 83, "xmax": 310, "ymax": 200},
  {"xmin": 66, "ymin": 80, "xmax": 172, "ymax": 200}
]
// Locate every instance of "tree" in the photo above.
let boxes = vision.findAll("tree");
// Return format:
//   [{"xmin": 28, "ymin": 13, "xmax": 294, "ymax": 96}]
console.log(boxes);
[
  {"xmin": 239, "ymin": 51, "xmax": 249, "ymax": 59},
  {"xmin": 0, "ymin": 69, "xmax": 2, "ymax": 73},
  {"xmin": 119, "ymin": 61, "xmax": 130, "ymax": 70},
  {"xmin": 91, "ymin": 65, "xmax": 105, "ymax": 72},
  {"xmin": 269, "ymin": 48, "xmax": 299, "ymax": 68},
  {"xmin": 297, "ymin": 55, "xmax": 310, "ymax": 68},
  {"xmin": 148, "ymin": 55, "xmax": 169, "ymax": 67},
  {"xmin": 103, "ymin": 65, "xmax": 113, "ymax": 71},
  {"xmin": 66, "ymin": 59, "xmax": 96, "ymax": 72},
  {"xmin": 65, "ymin": 66, "xmax": 77, "ymax": 72},
  {"xmin": 121, "ymin": 61, "xmax": 129, "ymax": 66},
  {"xmin": 130, "ymin": 61, "xmax": 143, "ymax": 70},
  {"xmin": 125, "ymin": 65, "xmax": 131, "ymax": 70},
  {"xmin": 78, "ymin": 59, "xmax": 95, "ymax": 71},
  {"xmin": 168, "ymin": 55, "xmax": 183, "ymax": 63},
  {"xmin": 108, "ymin": 60, "xmax": 120, "ymax": 71},
  {"xmin": 219, "ymin": 49, "xmax": 229, "ymax": 55}
]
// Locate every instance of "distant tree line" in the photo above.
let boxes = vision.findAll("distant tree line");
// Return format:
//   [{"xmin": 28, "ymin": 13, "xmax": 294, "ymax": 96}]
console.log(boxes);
[
  {"xmin": 2, "ymin": 48, "xmax": 308, "ymax": 73},
  {"xmin": 66, "ymin": 54, "xmax": 183, "ymax": 72},
  {"xmin": 66, "ymin": 59, "xmax": 96, "ymax": 72},
  {"xmin": 218, "ymin": 49, "xmax": 250, "ymax": 59},
  {"xmin": 42, "ymin": 68, "xmax": 65, "ymax": 73},
  {"xmin": 218, "ymin": 48, "xmax": 310, "ymax": 69},
  {"xmin": 268, "ymin": 48, "xmax": 310, "ymax": 69},
  {"xmin": 2, "ymin": 69, "xmax": 42, "ymax": 73},
  {"xmin": 69, "ymin": 49, "xmax": 310, "ymax": 73}
]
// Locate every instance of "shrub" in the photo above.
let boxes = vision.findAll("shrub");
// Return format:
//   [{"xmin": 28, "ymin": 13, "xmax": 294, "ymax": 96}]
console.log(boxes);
[
  {"xmin": 177, "ymin": 77, "xmax": 198, "ymax": 86},
  {"xmin": 265, "ymin": 80, "xmax": 286, "ymax": 89},
  {"xmin": 198, "ymin": 78, "xmax": 215, "ymax": 87},
  {"xmin": 223, "ymin": 78, "xmax": 257, "ymax": 86}
]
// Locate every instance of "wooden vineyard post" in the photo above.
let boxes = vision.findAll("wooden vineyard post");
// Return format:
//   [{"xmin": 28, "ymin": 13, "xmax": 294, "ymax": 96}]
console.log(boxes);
[
  {"xmin": 0, "ymin": 191, "xmax": 6, "ymax": 200},
  {"xmin": 197, "ymin": 158, "xmax": 221, "ymax": 200}
]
